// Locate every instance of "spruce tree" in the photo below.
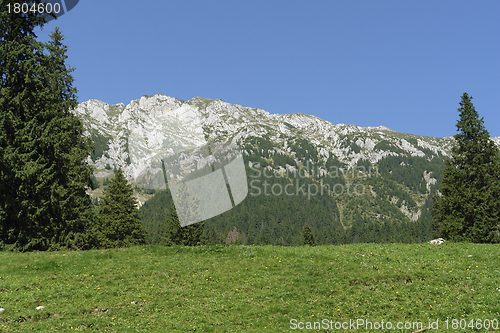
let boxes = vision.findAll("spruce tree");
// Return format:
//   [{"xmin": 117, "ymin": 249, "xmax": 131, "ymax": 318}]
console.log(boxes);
[
  {"xmin": 97, "ymin": 168, "xmax": 146, "ymax": 248},
  {"xmin": 163, "ymin": 203, "xmax": 205, "ymax": 246},
  {"xmin": 432, "ymin": 93, "xmax": 500, "ymax": 243},
  {"xmin": 302, "ymin": 223, "xmax": 317, "ymax": 246},
  {"xmin": 0, "ymin": 3, "xmax": 95, "ymax": 250}
]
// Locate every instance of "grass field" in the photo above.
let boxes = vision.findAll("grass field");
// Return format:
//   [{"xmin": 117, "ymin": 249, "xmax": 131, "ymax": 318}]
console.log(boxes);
[{"xmin": 0, "ymin": 243, "xmax": 499, "ymax": 332}]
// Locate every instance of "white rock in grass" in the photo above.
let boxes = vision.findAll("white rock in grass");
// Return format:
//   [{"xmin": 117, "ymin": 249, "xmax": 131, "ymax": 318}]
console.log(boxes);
[
  {"xmin": 36, "ymin": 306, "xmax": 44, "ymax": 310},
  {"xmin": 0, "ymin": 308, "xmax": 4, "ymax": 313},
  {"xmin": 429, "ymin": 238, "xmax": 445, "ymax": 244}
]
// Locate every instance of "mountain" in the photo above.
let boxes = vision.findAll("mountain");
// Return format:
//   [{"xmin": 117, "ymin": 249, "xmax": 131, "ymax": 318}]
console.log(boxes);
[{"xmin": 74, "ymin": 94, "xmax": 500, "ymax": 245}]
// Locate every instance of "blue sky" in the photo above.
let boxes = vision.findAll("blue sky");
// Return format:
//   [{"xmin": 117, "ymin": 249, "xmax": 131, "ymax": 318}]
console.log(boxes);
[{"xmin": 35, "ymin": 1, "xmax": 500, "ymax": 138}]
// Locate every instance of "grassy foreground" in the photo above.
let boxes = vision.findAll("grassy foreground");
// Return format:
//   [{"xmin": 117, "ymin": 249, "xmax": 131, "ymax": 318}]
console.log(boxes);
[{"xmin": 0, "ymin": 243, "xmax": 499, "ymax": 332}]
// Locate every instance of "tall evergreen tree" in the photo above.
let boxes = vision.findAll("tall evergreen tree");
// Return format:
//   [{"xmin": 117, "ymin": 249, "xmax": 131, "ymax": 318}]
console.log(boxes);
[
  {"xmin": 0, "ymin": 3, "xmax": 95, "ymax": 250},
  {"xmin": 432, "ymin": 93, "xmax": 500, "ymax": 243},
  {"xmin": 302, "ymin": 223, "xmax": 317, "ymax": 246},
  {"xmin": 163, "ymin": 203, "xmax": 205, "ymax": 246},
  {"xmin": 97, "ymin": 168, "xmax": 146, "ymax": 248}
]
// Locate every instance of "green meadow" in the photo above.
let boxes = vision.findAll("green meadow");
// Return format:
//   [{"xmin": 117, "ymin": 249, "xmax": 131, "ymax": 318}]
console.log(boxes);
[{"xmin": 0, "ymin": 243, "xmax": 499, "ymax": 332}]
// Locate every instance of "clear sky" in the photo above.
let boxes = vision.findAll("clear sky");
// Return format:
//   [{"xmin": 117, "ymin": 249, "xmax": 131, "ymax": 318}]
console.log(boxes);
[{"xmin": 35, "ymin": 0, "xmax": 500, "ymax": 138}]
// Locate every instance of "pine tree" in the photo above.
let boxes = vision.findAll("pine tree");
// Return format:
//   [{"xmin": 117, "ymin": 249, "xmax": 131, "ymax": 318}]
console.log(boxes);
[
  {"xmin": 302, "ymin": 223, "xmax": 317, "ymax": 246},
  {"xmin": 97, "ymin": 168, "xmax": 146, "ymax": 248},
  {"xmin": 432, "ymin": 93, "xmax": 500, "ymax": 243},
  {"xmin": 0, "ymin": 4, "xmax": 95, "ymax": 251},
  {"xmin": 163, "ymin": 203, "xmax": 205, "ymax": 246},
  {"xmin": 45, "ymin": 27, "xmax": 97, "ymax": 249}
]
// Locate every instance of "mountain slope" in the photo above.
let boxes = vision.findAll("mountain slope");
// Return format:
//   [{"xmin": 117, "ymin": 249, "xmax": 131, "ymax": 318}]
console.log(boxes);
[{"xmin": 74, "ymin": 94, "xmax": 500, "ymax": 245}]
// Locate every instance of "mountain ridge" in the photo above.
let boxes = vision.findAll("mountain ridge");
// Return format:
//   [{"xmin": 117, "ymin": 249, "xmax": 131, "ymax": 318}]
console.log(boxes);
[
  {"xmin": 76, "ymin": 93, "xmax": 497, "ymax": 183},
  {"xmin": 74, "ymin": 93, "xmax": 499, "ymax": 245}
]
